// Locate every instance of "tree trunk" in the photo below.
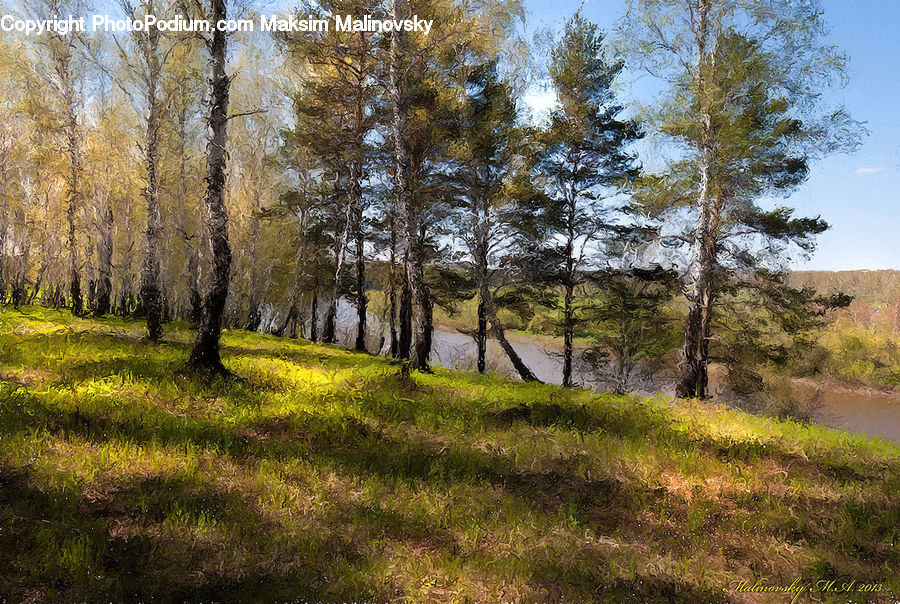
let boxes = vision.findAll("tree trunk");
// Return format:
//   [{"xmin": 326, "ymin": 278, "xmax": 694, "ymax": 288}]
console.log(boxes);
[
  {"xmin": 189, "ymin": 0, "xmax": 232, "ymax": 372},
  {"xmin": 188, "ymin": 249, "xmax": 202, "ymax": 324},
  {"xmin": 351, "ymin": 42, "xmax": 368, "ymax": 353},
  {"xmin": 474, "ymin": 213, "xmax": 488, "ymax": 374},
  {"xmin": 140, "ymin": 33, "xmax": 164, "ymax": 340},
  {"xmin": 84, "ymin": 202, "xmax": 96, "ymax": 313},
  {"xmin": 398, "ymin": 255, "xmax": 412, "ymax": 360},
  {"xmin": 94, "ymin": 199, "xmax": 113, "ymax": 316},
  {"xmin": 562, "ymin": 188, "xmax": 576, "ymax": 387},
  {"xmin": 11, "ymin": 216, "xmax": 31, "ymax": 308},
  {"xmin": 245, "ymin": 188, "xmax": 262, "ymax": 331},
  {"xmin": 563, "ymin": 281, "xmax": 574, "ymax": 387},
  {"xmin": 322, "ymin": 203, "xmax": 351, "ymax": 344},
  {"xmin": 481, "ymin": 280, "xmax": 539, "ymax": 383},
  {"xmin": 0, "ymin": 164, "xmax": 8, "ymax": 303},
  {"xmin": 175, "ymin": 101, "xmax": 201, "ymax": 326},
  {"xmin": 389, "ymin": 0, "xmax": 430, "ymax": 372},
  {"xmin": 310, "ymin": 277, "xmax": 319, "ymax": 342},
  {"xmin": 476, "ymin": 296, "xmax": 487, "ymax": 373},
  {"xmin": 274, "ymin": 301, "xmax": 296, "ymax": 337},
  {"xmin": 352, "ymin": 191, "xmax": 367, "ymax": 352},
  {"xmin": 422, "ymin": 289, "xmax": 433, "ymax": 363},
  {"xmin": 676, "ymin": 0, "xmax": 715, "ymax": 399},
  {"xmin": 676, "ymin": 234, "xmax": 715, "ymax": 399},
  {"xmin": 388, "ymin": 215, "xmax": 399, "ymax": 357},
  {"xmin": 63, "ymin": 70, "xmax": 82, "ymax": 316},
  {"xmin": 405, "ymin": 223, "xmax": 430, "ymax": 370}
]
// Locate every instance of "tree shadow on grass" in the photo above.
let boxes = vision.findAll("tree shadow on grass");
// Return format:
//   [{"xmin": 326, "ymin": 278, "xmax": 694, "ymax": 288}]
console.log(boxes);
[
  {"xmin": 3, "ymin": 349, "xmax": 897, "ymax": 601},
  {"xmin": 49, "ymin": 352, "xmax": 288, "ymax": 412},
  {"xmin": 0, "ymin": 463, "xmax": 394, "ymax": 602},
  {"xmin": 5, "ymin": 383, "xmax": 693, "ymax": 553}
]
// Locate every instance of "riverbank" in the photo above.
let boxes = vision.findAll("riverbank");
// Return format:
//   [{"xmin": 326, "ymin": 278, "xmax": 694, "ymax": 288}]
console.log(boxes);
[{"xmin": 425, "ymin": 321, "xmax": 900, "ymax": 443}]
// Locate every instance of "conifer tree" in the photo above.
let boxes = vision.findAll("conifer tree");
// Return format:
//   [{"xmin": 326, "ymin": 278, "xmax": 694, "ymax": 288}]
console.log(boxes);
[
  {"xmin": 452, "ymin": 61, "xmax": 538, "ymax": 380},
  {"xmin": 525, "ymin": 13, "xmax": 641, "ymax": 387},
  {"xmin": 278, "ymin": 0, "xmax": 380, "ymax": 351}
]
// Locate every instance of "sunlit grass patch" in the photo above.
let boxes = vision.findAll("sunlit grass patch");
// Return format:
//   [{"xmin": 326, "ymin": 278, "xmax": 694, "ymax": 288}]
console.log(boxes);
[{"xmin": 0, "ymin": 306, "xmax": 898, "ymax": 602}]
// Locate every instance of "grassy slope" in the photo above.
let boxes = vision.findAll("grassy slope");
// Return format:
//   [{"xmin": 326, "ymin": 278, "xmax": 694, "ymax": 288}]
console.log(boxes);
[{"xmin": 0, "ymin": 307, "xmax": 897, "ymax": 603}]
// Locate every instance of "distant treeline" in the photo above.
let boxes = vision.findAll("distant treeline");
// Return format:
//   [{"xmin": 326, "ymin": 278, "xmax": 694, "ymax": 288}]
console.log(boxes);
[{"xmin": 789, "ymin": 271, "xmax": 900, "ymax": 304}]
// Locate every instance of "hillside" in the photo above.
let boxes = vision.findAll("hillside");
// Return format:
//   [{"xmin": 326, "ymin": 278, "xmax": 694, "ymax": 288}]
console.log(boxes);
[
  {"xmin": 788, "ymin": 270, "xmax": 900, "ymax": 303},
  {"xmin": 0, "ymin": 308, "xmax": 898, "ymax": 602}
]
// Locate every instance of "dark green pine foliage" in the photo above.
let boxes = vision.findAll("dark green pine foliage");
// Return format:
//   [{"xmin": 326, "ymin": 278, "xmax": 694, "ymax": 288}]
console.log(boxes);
[
  {"xmin": 583, "ymin": 266, "xmax": 680, "ymax": 394},
  {"xmin": 448, "ymin": 61, "xmax": 540, "ymax": 380},
  {"xmin": 636, "ymin": 31, "xmax": 848, "ymax": 398},
  {"xmin": 524, "ymin": 13, "xmax": 642, "ymax": 387},
  {"xmin": 714, "ymin": 270, "xmax": 852, "ymax": 399}
]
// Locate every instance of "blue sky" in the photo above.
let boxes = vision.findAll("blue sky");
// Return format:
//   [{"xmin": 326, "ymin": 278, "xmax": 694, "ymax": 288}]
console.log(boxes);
[{"xmin": 523, "ymin": 0, "xmax": 900, "ymax": 271}]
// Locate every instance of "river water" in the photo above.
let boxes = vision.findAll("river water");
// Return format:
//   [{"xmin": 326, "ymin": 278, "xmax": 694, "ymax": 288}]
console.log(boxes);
[{"xmin": 793, "ymin": 381, "xmax": 900, "ymax": 443}]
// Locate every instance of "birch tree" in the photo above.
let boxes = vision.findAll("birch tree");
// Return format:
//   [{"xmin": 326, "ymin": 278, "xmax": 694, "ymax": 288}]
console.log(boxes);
[
  {"xmin": 620, "ymin": 0, "xmax": 861, "ymax": 398},
  {"xmin": 24, "ymin": 0, "xmax": 88, "ymax": 314},
  {"xmin": 186, "ymin": 0, "xmax": 233, "ymax": 371}
]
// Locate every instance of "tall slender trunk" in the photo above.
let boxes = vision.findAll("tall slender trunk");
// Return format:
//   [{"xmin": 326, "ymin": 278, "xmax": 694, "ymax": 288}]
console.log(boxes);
[
  {"xmin": 286, "ymin": 303, "xmax": 299, "ymax": 338},
  {"xmin": 352, "ymin": 175, "xmax": 367, "ymax": 351},
  {"xmin": 94, "ymin": 198, "xmax": 113, "ymax": 316},
  {"xmin": 0, "ymin": 162, "xmax": 8, "ymax": 303},
  {"xmin": 189, "ymin": 0, "xmax": 232, "ymax": 371},
  {"xmin": 310, "ymin": 275, "xmax": 319, "ymax": 342},
  {"xmin": 12, "ymin": 218, "xmax": 31, "ymax": 308},
  {"xmin": 389, "ymin": 0, "xmax": 429, "ymax": 371},
  {"xmin": 472, "ymin": 184, "xmax": 539, "ymax": 382},
  {"xmin": 352, "ymin": 36, "xmax": 368, "ymax": 352},
  {"xmin": 388, "ymin": 214, "xmax": 398, "ymax": 356},
  {"xmin": 84, "ymin": 200, "xmax": 96, "ymax": 312},
  {"xmin": 676, "ymin": 0, "xmax": 715, "ymax": 399},
  {"xmin": 417, "ymin": 223, "xmax": 433, "ymax": 362},
  {"xmin": 482, "ymin": 284, "xmax": 539, "ymax": 382},
  {"xmin": 245, "ymin": 186, "xmax": 262, "ymax": 330},
  {"xmin": 60, "ymin": 52, "xmax": 82, "ymax": 316},
  {"xmin": 93, "ymin": 115, "xmax": 113, "ymax": 316},
  {"xmin": 422, "ymin": 287, "xmax": 433, "ymax": 362},
  {"xmin": 175, "ymin": 101, "xmax": 201, "ymax": 324},
  {"xmin": 322, "ymin": 202, "xmax": 351, "ymax": 343},
  {"xmin": 405, "ymin": 215, "xmax": 430, "ymax": 370},
  {"xmin": 562, "ymin": 282, "xmax": 574, "ymax": 387},
  {"xmin": 276, "ymin": 227, "xmax": 307, "ymax": 338},
  {"xmin": 562, "ymin": 184, "xmax": 576, "ymax": 387},
  {"xmin": 473, "ymin": 201, "xmax": 488, "ymax": 373},
  {"xmin": 398, "ymin": 254, "xmax": 412, "ymax": 360},
  {"xmin": 140, "ymin": 29, "xmax": 164, "ymax": 340},
  {"xmin": 476, "ymin": 297, "xmax": 487, "ymax": 373}
]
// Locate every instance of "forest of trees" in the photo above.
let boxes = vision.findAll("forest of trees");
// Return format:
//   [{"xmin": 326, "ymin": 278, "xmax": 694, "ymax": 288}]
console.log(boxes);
[{"xmin": 0, "ymin": 0, "xmax": 862, "ymax": 396}]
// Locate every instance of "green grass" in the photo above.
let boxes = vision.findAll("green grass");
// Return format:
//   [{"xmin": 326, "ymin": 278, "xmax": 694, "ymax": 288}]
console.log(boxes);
[{"xmin": 0, "ymin": 307, "xmax": 898, "ymax": 602}]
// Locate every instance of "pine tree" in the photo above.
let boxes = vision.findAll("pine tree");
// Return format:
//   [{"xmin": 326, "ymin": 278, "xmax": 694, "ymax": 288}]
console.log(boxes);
[
  {"xmin": 451, "ymin": 61, "xmax": 538, "ymax": 380},
  {"xmin": 526, "ymin": 13, "xmax": 641, "ymax": 387},
  {"xmin": 278, "ymin": 0, "xmax": 379, "ymax": 350}
]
